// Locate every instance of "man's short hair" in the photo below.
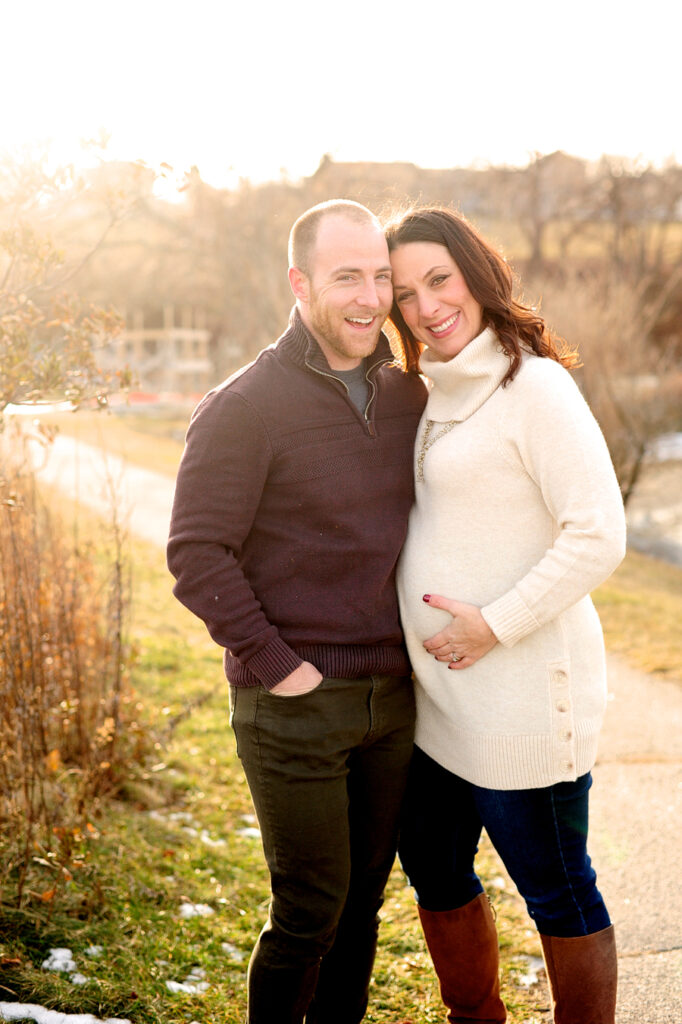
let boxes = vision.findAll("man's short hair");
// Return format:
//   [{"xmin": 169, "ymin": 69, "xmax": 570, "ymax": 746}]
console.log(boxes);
[{"xmin": 288, "ymin": 200, "xmax": 379, "ymax": 277}]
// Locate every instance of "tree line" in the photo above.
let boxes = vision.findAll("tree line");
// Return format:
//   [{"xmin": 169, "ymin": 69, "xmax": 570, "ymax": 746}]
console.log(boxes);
[{"xmin": 2, "ymin": 147, "xmax": 681, "ymax": 498}]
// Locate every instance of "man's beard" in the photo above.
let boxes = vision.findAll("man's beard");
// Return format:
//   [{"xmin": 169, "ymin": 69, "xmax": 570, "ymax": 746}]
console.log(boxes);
[{"xmin": 307, "ymin": 297, "xmax": 387, "ymax": 364}]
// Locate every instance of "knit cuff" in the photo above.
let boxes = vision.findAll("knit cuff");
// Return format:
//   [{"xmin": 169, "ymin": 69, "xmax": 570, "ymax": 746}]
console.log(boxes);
[
  {"xmin": 481, "ymin": 589, "xmax": 540, "ymax": 647},
  {"xmin": 245, "ymin": 637, "xmax": 304, "ymax": 690}
]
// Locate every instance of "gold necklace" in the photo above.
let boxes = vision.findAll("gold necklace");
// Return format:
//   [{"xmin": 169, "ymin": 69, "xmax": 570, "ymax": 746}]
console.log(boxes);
[{"xmin": 416, "ymin": 419, "xmax": 457, "ymax": 482}]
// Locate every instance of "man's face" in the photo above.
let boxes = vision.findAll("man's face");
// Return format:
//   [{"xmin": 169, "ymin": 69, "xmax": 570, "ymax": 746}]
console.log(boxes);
[{"xmin": 296, "ymin": 215, "xmax": 393, "ymax": 370}]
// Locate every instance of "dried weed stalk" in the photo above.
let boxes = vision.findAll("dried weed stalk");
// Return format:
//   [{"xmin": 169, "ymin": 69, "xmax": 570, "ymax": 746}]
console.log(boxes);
[{"xmin": 0, "ymin": 457, "xmax": 149, "ymax": 911}]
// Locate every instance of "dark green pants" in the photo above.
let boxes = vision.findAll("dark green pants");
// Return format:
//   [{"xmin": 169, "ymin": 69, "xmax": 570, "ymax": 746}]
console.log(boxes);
[{"xmin": 230, "ymin": 674, "xmax": 415, "ymax": 1024}]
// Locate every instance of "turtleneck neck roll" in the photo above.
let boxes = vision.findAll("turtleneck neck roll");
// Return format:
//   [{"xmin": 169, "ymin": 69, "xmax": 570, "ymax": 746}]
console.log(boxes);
[{"xmin": 420, "ymin": 326, "xmax": 511, "ymax": 423}]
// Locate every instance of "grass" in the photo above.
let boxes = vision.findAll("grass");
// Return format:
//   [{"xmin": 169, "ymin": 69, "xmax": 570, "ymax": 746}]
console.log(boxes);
[
  {"xmin": 0, "ymin": 529, "xmax": 551, "ymax": 1023},
  {"xmin": 594, "ymin": 547, "xmax": 682, "ymax": 684},
  {"xmin": 2, "ymin": 412, "xmax": 680, "ymax": 1022}
]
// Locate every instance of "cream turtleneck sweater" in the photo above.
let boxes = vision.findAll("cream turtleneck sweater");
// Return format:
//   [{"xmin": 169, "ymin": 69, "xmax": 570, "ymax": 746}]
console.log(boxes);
[{"xmin": 397, "ymin": 327, "xmax": 626, "ymax": 789}]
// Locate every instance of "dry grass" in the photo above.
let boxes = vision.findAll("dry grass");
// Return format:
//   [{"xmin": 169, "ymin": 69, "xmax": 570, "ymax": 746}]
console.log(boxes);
[
  {"xmin": 594, "ymin": 546, "xmax": 682, "ymax": 683},
  {"xmin": 0, "ymin": 529, "xmax": 551, "ymax": 1022},
  {"xmin": 0, "ymin": 459, "xmax": 156, "ymax": 913}
]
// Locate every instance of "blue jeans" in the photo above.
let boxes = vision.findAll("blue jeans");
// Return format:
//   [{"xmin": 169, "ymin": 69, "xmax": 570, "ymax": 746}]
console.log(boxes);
[{"xmin": 398, "ymin": 746, "xmax": 611, "ymax": 938}]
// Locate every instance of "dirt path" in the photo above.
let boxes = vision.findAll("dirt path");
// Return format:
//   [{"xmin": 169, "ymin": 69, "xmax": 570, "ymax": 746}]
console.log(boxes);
[
  {"xmin": 589, "ymin": 657, "xmax": 682, "ymax": 1023},
  {"xmin": 29, "ymin": 432, "xmax": 177, "ymax": 547}
]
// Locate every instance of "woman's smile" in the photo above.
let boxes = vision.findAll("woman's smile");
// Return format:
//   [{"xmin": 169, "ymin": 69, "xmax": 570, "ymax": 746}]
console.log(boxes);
[{"xmin": 426, "ymin": 311, "xmax": 461, "ymax": 337}]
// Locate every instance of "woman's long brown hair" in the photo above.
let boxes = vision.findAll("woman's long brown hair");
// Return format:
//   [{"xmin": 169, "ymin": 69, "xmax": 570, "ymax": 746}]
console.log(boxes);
[{"xmin": 384, "ymin": 206, "xmax": 579, "ymax": 381}]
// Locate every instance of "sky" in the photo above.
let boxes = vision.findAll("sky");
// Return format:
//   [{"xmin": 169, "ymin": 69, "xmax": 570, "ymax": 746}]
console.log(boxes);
[{"xmin": 2, "ymin": 0, "xmax": 679, "ymax": 194}]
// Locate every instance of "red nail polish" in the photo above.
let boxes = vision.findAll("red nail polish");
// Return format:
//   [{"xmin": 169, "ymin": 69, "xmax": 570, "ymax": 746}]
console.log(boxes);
[{"xmin": 422, "ymin": 594, "xmax": 431, "ymax": 603}]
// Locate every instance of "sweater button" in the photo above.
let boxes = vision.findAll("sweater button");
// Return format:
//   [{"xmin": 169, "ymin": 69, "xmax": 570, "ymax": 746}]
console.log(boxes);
[
  {"xmin": 560, "ymin": 729, "xmax": 573, "ymax": 742},
  {"xmin": 561, "ymin": 760, "xmax": 574, "ymax": 773},
  {"xmin": 556, "ymin": 700, "xmax": 570, "ymax": 713},
  {"xmin": 552, "ymin": 669, "xmax": 568, "ymax": 683}
]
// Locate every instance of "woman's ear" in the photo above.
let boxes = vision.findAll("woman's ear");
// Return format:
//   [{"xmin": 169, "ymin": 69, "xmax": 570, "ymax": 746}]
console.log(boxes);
[{"xmin": 288, "ymin": 266, "xmax": 310, "ymax": 303}]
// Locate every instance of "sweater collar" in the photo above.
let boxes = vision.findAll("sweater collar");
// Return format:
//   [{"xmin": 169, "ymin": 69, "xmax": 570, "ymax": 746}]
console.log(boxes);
[
  {"xmin": 421, "ymin": 326, "xmax": 511, "ymax": 422},
  {"xmin": 280, "ymin": 306, "xmax": 395, "ymax": 377}
]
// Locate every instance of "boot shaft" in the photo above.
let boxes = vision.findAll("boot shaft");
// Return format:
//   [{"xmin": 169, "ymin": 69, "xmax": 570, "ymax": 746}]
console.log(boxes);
[
  {"xmin": 540, "ymin": 925, "xmax": 617, "ymax": 1024},
  {"xmin": 418, "ymin": 894, "xmax": 507, "ymax": 1023}
]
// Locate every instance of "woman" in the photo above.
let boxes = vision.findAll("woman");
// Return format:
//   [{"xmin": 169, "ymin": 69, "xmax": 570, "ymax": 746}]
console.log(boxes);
[{"xmin": 385, "ymin": 206, "xmax": 626, "ymax": 1024}]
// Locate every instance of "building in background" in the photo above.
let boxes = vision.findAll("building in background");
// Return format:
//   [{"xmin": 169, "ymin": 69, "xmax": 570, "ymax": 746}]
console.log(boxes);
[{"xmin": 103, "ymin": 305, "xmax": 219, "ymax": 397}]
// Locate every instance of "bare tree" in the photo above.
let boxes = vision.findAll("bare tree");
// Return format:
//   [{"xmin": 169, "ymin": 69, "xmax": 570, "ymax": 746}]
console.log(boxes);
[
  {"xmin": 486, "ymin": 152, "xmax": 596, "ymax": 271},
  {"xmin": 530, "ymin": 265, "xmax": 682, "ymax": 505},
  {"xmin": 591, "ymin": 156, "xmax": 682, "ymax": 280}
]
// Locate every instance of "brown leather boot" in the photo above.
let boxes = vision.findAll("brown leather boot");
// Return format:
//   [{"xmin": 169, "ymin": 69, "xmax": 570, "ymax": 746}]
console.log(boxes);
[
  {"xmin": 539, "ymin": 925, "xmax": 617, "ymax": 1023},
  {"xmin": 418, "ymin": 894, "xmax": 507, "ymax": 1022}
]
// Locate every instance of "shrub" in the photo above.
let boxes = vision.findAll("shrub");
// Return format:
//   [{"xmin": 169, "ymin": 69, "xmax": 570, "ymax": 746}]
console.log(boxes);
[{"xmin": 0, "ymin": 451, "xmax": 152, "ymax": 913}]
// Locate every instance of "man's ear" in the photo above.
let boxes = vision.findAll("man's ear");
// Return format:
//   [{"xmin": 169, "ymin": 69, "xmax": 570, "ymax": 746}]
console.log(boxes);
[{"xmin": 288, "ymin": 266, "xmax": 310, "ymax": 303}]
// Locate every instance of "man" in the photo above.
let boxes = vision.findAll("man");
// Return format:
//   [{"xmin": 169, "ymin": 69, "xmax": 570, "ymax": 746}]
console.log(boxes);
[{"xmin": 167, "ymin": 199, "xmax": 426, "ymax": 1023}]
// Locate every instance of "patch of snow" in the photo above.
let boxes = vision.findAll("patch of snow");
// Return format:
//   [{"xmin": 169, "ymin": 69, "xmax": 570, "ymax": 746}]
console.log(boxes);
[
  {"xmin": 179, "ymin": 902, "xmax": 215, "ymax": 919},
  {"xmin": 84, "ymin": 947, "xmax": 103, "ymax": 959},
  {"xmin": 165, "ymin": 966, "xmax": 209, "ymax": 995},
  {"xmin": 181, "ymin": 825, "xmax": 225, "ymax": 847},
  {"xmin": 0, "ymin": 1004, "xmax": 130, "ymax": 1024},
  {"xmin": 513, "ymin": 954, "xmax": 545, "ymax": 987},
  {"xmin": 41, "ymin": 948, "xmax": 90, "ymax": 986},
  {"xmin": 149, "ymin": 810, "xmax": 197, "ymax": 828},
  {"xmin": 41, "ymin": 950, "xmax": 76, "ymax": 974},
  {"xmin": 236, "ymin": 827, "xmax": 261, "ymax": 840},
  {"xmin": 199, "ymin": 830, "xmax": 226, "ymax": 847},
  {"xmin": 150, "ymin": 811, "xmax": 224, "ymax": 847},
  {"xmin": 221, "ymin": 942, "xmax": 245, "ymax": 962}
]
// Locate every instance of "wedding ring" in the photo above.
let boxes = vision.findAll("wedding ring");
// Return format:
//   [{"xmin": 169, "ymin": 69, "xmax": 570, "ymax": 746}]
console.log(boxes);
[{"xmin": 450, "ymin": 652, "xmax": 460, "ymax": 662}]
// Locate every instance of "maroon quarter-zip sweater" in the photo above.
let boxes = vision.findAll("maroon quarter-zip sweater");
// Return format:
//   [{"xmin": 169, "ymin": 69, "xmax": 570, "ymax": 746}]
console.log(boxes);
[{"xmin": 167, "ymin": 309, "xmax": 427, "ymax": 689}]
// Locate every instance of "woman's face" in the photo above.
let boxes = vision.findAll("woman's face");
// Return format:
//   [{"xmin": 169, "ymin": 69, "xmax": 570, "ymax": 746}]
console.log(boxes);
[{"xmin": 390, "ymin": 241, "xmax": 484, "ymax": 361}]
